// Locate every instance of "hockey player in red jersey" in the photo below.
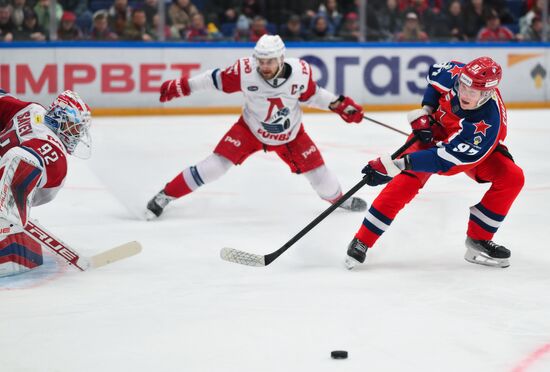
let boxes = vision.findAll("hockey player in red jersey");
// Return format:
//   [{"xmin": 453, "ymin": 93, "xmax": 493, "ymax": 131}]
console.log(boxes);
[
  {"xmin": 0, "ymin": 89, "xmax": 92, "ymax": 277},
  {"xmin": 146, "ymin": 34, "xmax": 367, "ymax": 219},
  {"xmin": 346, "ymin": 57, "xmax": 524, "ymax": 269}
]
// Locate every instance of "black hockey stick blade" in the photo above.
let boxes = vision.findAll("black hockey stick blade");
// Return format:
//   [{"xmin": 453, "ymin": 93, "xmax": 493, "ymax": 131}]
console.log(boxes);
[{"xmin": 220, "ymin": 136, "xmax": 419, "ymax": 267}]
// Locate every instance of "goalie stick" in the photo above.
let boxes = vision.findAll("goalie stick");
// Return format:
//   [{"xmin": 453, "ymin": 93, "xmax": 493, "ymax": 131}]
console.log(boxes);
[
  {"xmin": 221, "ymin": 135, "xmax": 419, "ymax": 267},
  {"xmin": 23, "ymin": 219, "xmax": 142, "ymax": 271}
]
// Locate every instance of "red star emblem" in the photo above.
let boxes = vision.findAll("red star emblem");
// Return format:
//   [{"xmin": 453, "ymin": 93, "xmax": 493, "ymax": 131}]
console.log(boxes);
[
  {"xmin": 473, "ymin": 120, "xmax": 491, "ymax": 136},
  {"xmin": 448, "ymin": 65, "xmax": 462, "ymax": 78}
]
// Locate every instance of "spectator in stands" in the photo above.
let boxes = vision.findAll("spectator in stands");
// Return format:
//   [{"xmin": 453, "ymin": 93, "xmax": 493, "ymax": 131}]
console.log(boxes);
[
  {"xmin": 58, "ymin": 0, "xmax": 92, "ymax": 36},
  {"xmin": 108, "ymin": 0, "xmax": 132, "ymax": 37},
  {"xmin": 462, "ymin": 0, "xmax": 490, "ymax": 40},
  {"xmin": 0, "ymin": 2, "xmax": 14, "ymax": 41},
  {"xmin": 233, "ymin": 13, "xmax": 250, "ymax": 41},
  {"xmin": 152, "ymin": 13, "xmax": 177, "ymax": 40},
  {"xmin": 307, "ymin": 14, "xmax": 333, "ymax": 41},
  {"xmin": 318, "ymin": 0, "xmax": 342, "ymax": 34},
  {"xmin": 346, "ymin": 0, "xmax": 383, "ymax": 41},
  {"xmin": 376, "ymin": 0, "xmax": 403, "ymax": 41},
  {"xmin": 477, "ymin": 9, "xmax": 515, "ymax": 41},
  {"xmin": 13, "ymin": 7, "xmax": 46, "ymax": 40},
  {"xmin": 394, "ymin": 11, "xmax": 429, "ymax": 41},
  {"xmin": 123, "ymin": 7, "xmax": 153, "ymax": 41},
  {"xmin": 183, "ymin": 12, "xmax": 209, "ymax": 41},
  {"xmin": 240, "ymin": 0, "xmax": 264, "ymax": 21},
  {"xmin": 519, "ymin": 0, "xmax": 547, "ymax": 35},
  {"xmin": 485, "ymin": 0, "xmax": 515, "ymax": 25},
  {"xmin": 402, "ymin": 0, "xmax": 437, "ymax": 36},
  {"xmin": 279, "ymin": 14, "xmax": 306, "ymax": 41},
  {"xmin": 337, "ymin": 11, "xmax": 360, "ymax": 41},
  {"xmin": 168, "ymin": 0, "xmax": 199, "ymax": 35},
  {"xmin": 519, "ymin": 15, "xmax": 549, "ymax": 41},
  {"xmin": 248, "ymin": 14, "xmax": 268, "ymax": 42},
  {"xmin": 11, "ymin": 0, "xmax": 26, "ymax": 28},
  {"xmin": 57, "ymin": 10, "xmax": 82, "ymax": 40},
  {"xmin": 142, "ymin": 0, "xmax": 159, "ymax": 29},
  {"xmin": 89, "ymin": 9, "xmax": 117, "ymax": 40},
  {"xmin": 33, "ymin": 0, "xmax": 63, "ymax": 32},
  {"xmin": 445, "ymin": 0, "xmax": 467, "ymax": 41}
]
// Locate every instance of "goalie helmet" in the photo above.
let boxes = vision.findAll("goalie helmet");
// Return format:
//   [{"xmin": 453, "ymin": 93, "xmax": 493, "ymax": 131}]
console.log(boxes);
[
  {"xmin": 44, "ymin": 90, "xmax": 92, "ymax": 158},
  {"xmin": 456, "ymin": 57, "xmax": 502, "ymax": 108}
]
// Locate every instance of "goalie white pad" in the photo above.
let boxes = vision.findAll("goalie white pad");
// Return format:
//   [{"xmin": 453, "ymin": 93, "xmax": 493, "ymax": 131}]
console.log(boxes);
[{"xmin": 0, "ymin": 147, "xmax": 44, "ymax": 228}]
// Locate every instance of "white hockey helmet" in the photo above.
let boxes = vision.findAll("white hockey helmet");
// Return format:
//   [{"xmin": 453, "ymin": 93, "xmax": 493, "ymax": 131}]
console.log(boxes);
[
  {"xmin": 44, "ymin": 90, "xmax": 92, "ymax": 159},
  {"xmin": 253, "ymin": 34, "xmax": 286, "ymax": 61}
]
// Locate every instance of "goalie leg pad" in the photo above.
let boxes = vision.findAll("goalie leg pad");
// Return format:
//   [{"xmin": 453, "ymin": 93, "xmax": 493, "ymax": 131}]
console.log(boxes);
[
  {"xmin": 0, "ymin": 147, "xmax": 43, "ymax": 227},
  {"xmin": 0, "ymin": 231, "xmax": 43, "ymax": 277}
]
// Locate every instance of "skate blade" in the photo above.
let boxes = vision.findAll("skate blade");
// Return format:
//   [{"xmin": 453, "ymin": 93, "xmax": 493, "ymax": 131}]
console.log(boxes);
[
  {"xmin": 464, "ymin": 251, "xmax": 510, "ymax": 268},
  {"xmin": 345, "ymin": 256, "xmax": 360, "ymax": 270},
  {"xmin": 144, "ymin": 209, "xmax": 159, "ymax": 221}
]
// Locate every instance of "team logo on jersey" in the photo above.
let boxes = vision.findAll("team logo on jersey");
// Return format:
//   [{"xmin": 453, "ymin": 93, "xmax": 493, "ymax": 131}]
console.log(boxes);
[
  {"xmin": 448, "ymin": 65, "xmax": 462, "ymax": 78},
  {"xmin": 261, "ymin": 107, "xmax": 290, "ymax": 134},
  {"xmin": 473, "ymin": 136, "xmax": 483, "ymax": 145},
  {"xmin": 247, "ymin": 86, "xmax": 259, "ymax": 91},
  {"xmin": 473, "ymin": 120, "xmax": 491, "ymax": 136}
]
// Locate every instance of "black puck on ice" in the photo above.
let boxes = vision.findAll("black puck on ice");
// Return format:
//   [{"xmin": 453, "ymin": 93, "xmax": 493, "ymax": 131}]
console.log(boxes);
[{"xmin": 331, "ymin": 350, "xmax": 348, "ymax": 359}]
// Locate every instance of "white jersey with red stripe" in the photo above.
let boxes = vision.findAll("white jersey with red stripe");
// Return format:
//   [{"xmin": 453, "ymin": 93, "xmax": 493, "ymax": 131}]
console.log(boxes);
[
  {"xmin": 189, "ymin": 57, "xmax": 337, "ymax": 146},
  {"xmin": 0, "ymin": 93, "xmax": 68, "ymax": 206}
]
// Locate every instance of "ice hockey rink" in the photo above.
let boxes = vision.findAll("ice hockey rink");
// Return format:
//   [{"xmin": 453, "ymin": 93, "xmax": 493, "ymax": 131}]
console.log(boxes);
[{"xmin": 1, "ymin": 110, "xmax": 549, "ymax": 372}]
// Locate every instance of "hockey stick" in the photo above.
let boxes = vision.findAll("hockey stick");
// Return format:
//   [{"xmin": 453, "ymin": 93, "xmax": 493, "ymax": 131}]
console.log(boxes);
[
  {"xmin": 363, "ymin": 115, "xmax": 409, "ymax": 136},
  {"xmin": 220, "ymin": 135, "xmax": 419, "ymax": 267},
  {"xmin": 23, "ymin": 219, "xmax": 142, "ymax": 271}
]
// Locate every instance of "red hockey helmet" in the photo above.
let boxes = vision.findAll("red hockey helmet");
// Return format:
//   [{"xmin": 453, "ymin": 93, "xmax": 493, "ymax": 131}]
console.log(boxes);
[{"xmin": 458, "ymin": 57, "xmax": 502, "ymax": 91}]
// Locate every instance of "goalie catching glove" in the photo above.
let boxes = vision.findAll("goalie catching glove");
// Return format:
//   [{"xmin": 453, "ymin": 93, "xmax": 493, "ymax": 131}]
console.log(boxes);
[
  {"xmin": 159, "ymin": 77, "xmax": 191, "ymax": 102},
  {"xmin": 330, "ymin": 95, "xmax": 364, "ymax": 123}
]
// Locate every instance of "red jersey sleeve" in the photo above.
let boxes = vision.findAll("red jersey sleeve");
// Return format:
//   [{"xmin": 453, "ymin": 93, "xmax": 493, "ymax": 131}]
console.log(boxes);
[
  {"xmin": 218, "ymin": 59, "xmax": 242, "ymax": 93},
  {"xmin": 0, "ymin": 95, "xmax": 32, "ymax": 131},
  {"xmin": 21, "ymin": 138, "xmax": 68, "ymax": 188},
  {"xmin": 298, "ymin": 60, "xmax": 317, "ymax": 102}
]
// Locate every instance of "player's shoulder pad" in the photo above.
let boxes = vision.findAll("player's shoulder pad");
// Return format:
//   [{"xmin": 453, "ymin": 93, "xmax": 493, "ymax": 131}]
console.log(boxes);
[{"xmin": 426, "ymin": 61, "xmax": 465, "ymax": 93}]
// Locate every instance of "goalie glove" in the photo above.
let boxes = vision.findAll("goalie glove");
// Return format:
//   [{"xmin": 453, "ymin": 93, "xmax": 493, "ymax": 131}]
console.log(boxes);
[
  {"xmin": 159, "ymin": 78, "xmax": 191, "ymax": 103},
  {"xmin": 330, "ymin": 95, "xmax": 363, "ymax": 123}
]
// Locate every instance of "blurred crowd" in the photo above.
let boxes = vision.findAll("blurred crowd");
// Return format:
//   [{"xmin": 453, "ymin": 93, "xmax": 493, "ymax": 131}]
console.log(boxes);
[{"xmin": 0, "ymin": 0, "xmax": 548, "ymax": 42}]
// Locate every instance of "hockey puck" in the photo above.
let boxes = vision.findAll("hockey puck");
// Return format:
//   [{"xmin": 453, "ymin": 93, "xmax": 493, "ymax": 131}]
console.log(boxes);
[{"xmin": 331, "ymin": 350, "xmax": 348, "ymax": 359}]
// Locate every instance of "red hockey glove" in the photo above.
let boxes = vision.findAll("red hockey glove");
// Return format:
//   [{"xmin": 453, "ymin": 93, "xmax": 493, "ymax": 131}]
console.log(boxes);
[
  {"xmin": 330, "ymin": 95, "xmax": 364, "ymax": 123},
  {"xmin": 407, "ymin": 108, "xmax": 433, "ymax": 144},
  {"xmin": 159, "ymin": 78, "xmax": 191, "ymax": 103},
  {"xmin": 361, "ymin": 155, "xmax": 403, "ymax": 186}
]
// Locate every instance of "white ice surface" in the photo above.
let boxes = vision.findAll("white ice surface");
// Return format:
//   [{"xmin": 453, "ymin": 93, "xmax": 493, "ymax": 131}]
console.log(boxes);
[{"xmin": 1, "ymin": 111, "xmax": 549, "ymax": 372}]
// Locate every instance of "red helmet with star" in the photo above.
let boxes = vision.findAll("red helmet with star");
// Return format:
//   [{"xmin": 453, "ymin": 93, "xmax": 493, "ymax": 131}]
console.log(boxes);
[{"xmin": 459, "ymin": 57, "xmax": 502, "ymax": 91}]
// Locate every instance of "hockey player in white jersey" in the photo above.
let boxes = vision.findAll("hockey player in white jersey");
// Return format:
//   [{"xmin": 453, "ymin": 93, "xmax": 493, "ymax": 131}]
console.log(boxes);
[
  {"xmin": 0, "ymin": 90, "xmax": 92, "ymax": 277},
  {"xmin": 147, "ymin": 34, "xmax": 367, "ymax": 219}
]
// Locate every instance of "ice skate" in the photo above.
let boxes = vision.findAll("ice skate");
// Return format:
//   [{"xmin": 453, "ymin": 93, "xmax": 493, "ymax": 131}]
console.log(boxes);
[
  {"xmin": 145, "ymin": 190, "xmax": 175, "ymax": 220},
  {"xmin": 464, "ymin": 237, "xmax": 510, "ymax": 268},
  {"xmin": 345, "ymin": 237, "xmax": 369, "ymax": 270},
  {"xmin": 339, "ymin": 197, "xmax": 367, "ymax": 212}
]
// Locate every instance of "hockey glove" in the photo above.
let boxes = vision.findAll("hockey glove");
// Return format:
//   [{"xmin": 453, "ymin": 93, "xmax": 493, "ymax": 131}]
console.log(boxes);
[
  {"xmin": 330, "ymin": 95, "xmax": 364, "ymax": 123},
  {"xmin": 159, "ymin": 78, "xmax": 191, "ymax": 103},
  {"xmin": 407, "ymin": 107, "xmax": 433, "ymax": 144},
  {"xmin": 362, "ymin": 155, "xmax": 403, "ymax": 186}
]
